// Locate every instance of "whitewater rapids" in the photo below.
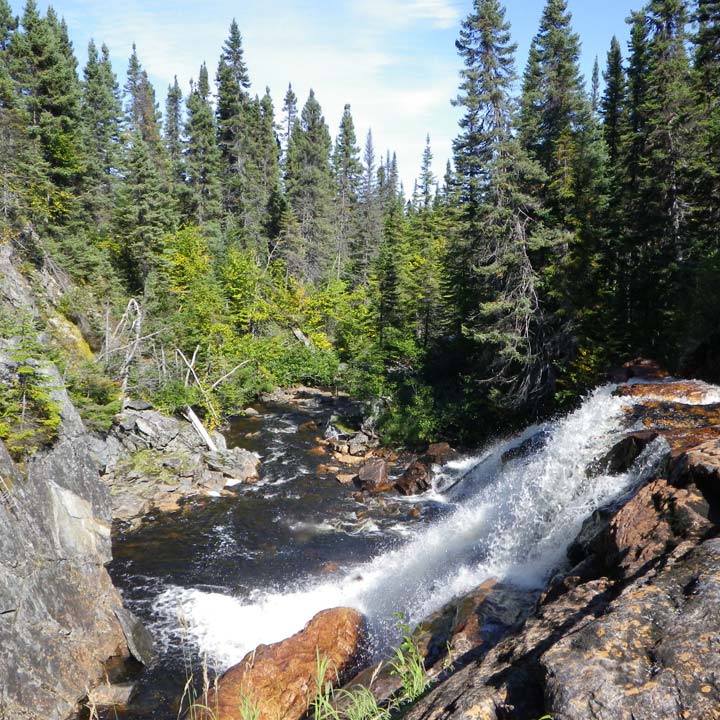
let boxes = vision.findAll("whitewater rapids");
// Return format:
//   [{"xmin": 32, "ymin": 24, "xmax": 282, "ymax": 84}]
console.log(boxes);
[{"xmin": 152, "ymin": 385, "xmax": 667, "ymax": 670}]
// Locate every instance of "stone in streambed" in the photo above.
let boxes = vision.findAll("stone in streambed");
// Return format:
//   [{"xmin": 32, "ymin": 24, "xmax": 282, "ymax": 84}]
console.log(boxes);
[
  {"xmin": 395, "ymin": 460, "xmax": 431, "ymax": 496},
  {"xmin": 197, "ymin": 608, "xmax": 366, "ymax": 720},
  {"xmin": 356, "ymin": 459, "xmax": 392, "ymax": 493}
]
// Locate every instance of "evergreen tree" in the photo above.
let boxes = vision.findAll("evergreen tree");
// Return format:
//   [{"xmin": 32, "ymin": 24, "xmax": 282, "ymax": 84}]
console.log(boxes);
[
  {"xmin": 164, "ymin": 75, "xmax": 184, "ymax": 192},
  {"xmin": 124, "ymin": 44, "xmax": 162, "ymax": 148},
  {"xmin": 419, "ymin": 134, "xmax": 434, "ymax": 210},
  {"xmin": 7, "ymin": 0, "xmax": 84, "ymax": 220},
  {"xmin": 601, "ymin": 36, "xmax": 626, "ymax": 167},
  {"xmin": 332, "ymin": 103, "xmax": 362, "ymax": 278},
  {"xmin": 284, "ymin": 89, "xmax": 334, "ymax": 282},
  {"xmin": 352, "ymin": 129, "xmax": 383, "ymax": 285},
  {"xmin": 81, "ymin": 40, "xmax": 121, "ymax": 227},
  {"xmin": 518, "ymin": 0, "xmax": 587, "ymax": 222},
  {"xmin": 0, "ymin": 0, "xmax": 17, "ymax": 51},
  {"xmin": 182, "ymin": 64, "xmax": 222, "ymax": 226},
  {"xmin": 281, "ymin": 82, "xmax": 298, "ymax": 151}
]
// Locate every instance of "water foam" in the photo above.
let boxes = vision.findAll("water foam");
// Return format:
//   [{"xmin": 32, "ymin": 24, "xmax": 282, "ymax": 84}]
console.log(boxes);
[{"xmin": 152, "ymin": 385, "xmax": 662, "ymax": 670}]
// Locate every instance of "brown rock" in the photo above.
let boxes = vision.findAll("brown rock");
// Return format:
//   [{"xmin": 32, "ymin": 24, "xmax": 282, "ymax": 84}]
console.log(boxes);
[
  {"xmin": 614, "ymin": 358, "xmax": 669, "ymax": 381},
  {"xmin": 607, "ymin": 479, "xmax": 712, "ymax": 577},
  {"xmin": 357, "ymin": 459, "xmax": 392, "ymax": 493},
  {"xmin": 587, "ymin": 431, "xmax": 659, "ymax": 476},
  {"xmin": 616, "ymin": 380, "xmax": 718, "ymax": 404},
  {"xmin": 336, "ymin": 473, "xmax": 357, "ymax": 485},
  {"xmin": 309, "ymin": 445, "xmax": 327, "ymax": 457},
  {"xmin": 672, "ymin": 438, "xmax": 720, "ymax": 490},
  {"xmin": 299, "ymin": 420, "xmax": 318, "ymax": 432},
  {"xmin": 201, "ymin": 608, "xmax": 366, "ymax": 720},
  {"xmin": 425, "ymin": 442, "xmax": 457, "ymax": 464},
  {"xmin": 395, "ymin": 460, "xmax": 431, "ymax": 496}
]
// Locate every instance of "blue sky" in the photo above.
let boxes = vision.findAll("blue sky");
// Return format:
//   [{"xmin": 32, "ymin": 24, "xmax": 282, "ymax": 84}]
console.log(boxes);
[{"xmin": 11, "ymin": 0, "xmax": 643, "ymax": 190}]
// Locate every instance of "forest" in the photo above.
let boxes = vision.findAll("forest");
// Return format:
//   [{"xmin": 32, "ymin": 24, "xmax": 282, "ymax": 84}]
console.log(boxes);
[{"xmin": 1, "ymin": 0, "xmax": 719, "ymax": 445}]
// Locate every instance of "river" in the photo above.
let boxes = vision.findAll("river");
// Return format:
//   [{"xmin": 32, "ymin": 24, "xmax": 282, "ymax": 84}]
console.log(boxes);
[{"xmin": 101, "ymin": 385, "xmax": 664, "ymax": 718}]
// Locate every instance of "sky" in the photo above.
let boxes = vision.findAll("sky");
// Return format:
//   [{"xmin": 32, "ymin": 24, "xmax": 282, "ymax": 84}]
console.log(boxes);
[{"xmin": 11, "ymin": 0, "xmax": 643, "ymax": 191}]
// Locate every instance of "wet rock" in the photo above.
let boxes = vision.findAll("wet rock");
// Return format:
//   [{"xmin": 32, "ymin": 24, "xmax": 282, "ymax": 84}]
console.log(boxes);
[
  {"xmin": 587, "ymin": 431, "xmax": 659, "ymax": 476},
  {"xmin": 671, "ymin": 438, "xmax": 720, "ymax": 495},
  {"xmin": 425, "ymin": 442, "xmax": 457, "ymax": 464},
  {"xmin": 337, "ymin": 473, "xmax": 357, "ymax": 485},
  {"xmin": 357, "ymin": 459, "xmax": 392, "ymax": 493},
  {"xmin": 501, "ymin": 430, "xmax": 551, "ymax": 465},
  {"xmin": 113, "ymin": 606, "xmax": 156, "ymax": 666},
  {"xmin": 87, "ymin": 682, "xmax": 135, "ymax": 708},
  {"xmin": 610, "ymin": 357, "xmax": 668, "ymax": 382},
  {"xmin": 395, "ymin": 460, "xmax": 432, "ymax": 496},
  {"xmin": 200, "ymin": 608, "xmax": 366, "ymax": 720},
  {"xmin": 616, "ymin": 380, "xmax": 719, "ymax": 404},
  {"xmin": 245, "ymin": 406, "xmax": 261, "ymax": 417}
]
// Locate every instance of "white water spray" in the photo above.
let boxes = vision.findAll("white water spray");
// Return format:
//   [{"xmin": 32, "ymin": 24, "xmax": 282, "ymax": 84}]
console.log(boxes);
[{"xmin": 153, "ymin": 385, "xmax": 671, "ymax": 670}]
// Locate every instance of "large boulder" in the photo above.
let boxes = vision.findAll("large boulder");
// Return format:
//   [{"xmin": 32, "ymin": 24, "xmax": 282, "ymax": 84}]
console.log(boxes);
[{"xmin": 198, "ymin": 608, "xmax": 366, "ymax": 720}]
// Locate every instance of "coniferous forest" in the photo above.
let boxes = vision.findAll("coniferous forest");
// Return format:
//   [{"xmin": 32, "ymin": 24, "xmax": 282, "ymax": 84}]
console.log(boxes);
[{"xmin": 1, "ymin": 0, "xmax": 719, "ymax": 445}]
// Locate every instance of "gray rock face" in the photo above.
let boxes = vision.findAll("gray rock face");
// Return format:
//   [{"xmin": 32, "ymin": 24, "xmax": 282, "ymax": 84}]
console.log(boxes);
[
  {"xmin": 96, "ymin": 406, "xmax": 261, "ymax": 525},
  {"xmin": 0, "ymin": 380, "xmax": 129, "ymax": 720}
]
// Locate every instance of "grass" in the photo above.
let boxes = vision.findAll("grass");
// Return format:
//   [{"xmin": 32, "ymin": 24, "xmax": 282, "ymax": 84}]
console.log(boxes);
[{"xmin": 388, "ymin": 618, "xmax": 429, "ymax": 703}]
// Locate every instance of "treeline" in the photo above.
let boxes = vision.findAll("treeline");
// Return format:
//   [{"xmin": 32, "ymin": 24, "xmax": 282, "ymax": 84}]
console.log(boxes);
[{"xmin": 0, "ymin": 0, "xmax": 718, "ymax": 444}]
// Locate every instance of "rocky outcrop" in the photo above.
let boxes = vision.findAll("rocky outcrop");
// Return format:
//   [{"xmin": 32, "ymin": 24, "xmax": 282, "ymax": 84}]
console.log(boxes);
[
  {"xmin": 0, "ymin": 368, "xmax": 132, "ymax": 720},
  {"xmin": 350, "ymin": 377, "xmax": 720, "ymax": 720},
  {"xmin": 196, "ymin": 608, "xmax": 366, "ymax": 720},
  {"xmin": 395, "ymin": 442, "xmax": 459, "ymax": 496},
  {"xmin": 96, "ymin": 404, "xmax": 260, "ymax": 525}
]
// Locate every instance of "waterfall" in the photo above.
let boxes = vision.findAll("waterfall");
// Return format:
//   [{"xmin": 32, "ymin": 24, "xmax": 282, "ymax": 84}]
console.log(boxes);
[{"xmin": 151, "ymin": 384, "xmax": 667, "ymax": 671}]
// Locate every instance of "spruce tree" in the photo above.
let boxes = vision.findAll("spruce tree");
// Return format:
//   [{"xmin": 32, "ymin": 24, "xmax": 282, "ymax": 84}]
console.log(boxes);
[
  {"xmin": 281, "ymin": 83, "xmax": 298, "ymax": 151},
  {"xmin": 0, "ymin": 0, "xmax": 17, "ymax": 51},
  {"xmin": 182, "ymin": 64, "xmax": 222, "ymax": 226},
  {"xmin": 164, "ymin": 75, "xmax": 184, "ymax": 192},
  {"xmin": 81, "ymin": 40, "xmax": 121, "ymax": 227},
  {"xmin": 419, "ymin": 134, "xmax": 434, "ymax": 210},
  {"xmin": 332, "ymin": 103, "xmax": 362, "ymax": 278},
  {"xmin": 352, "ymin": 129, "xmax": 383, "ymax": 285},
  {"xmin": 284, "ymin": 89, "xmax": 334, "ymax": 283},
  {"xmin": 124, "ymin": 44, "xmax": 162, "ymax": 148},
  {"xmin": 518, "ymin": 0, "xmax": 587, "ymax": 222},
  {"xmin": 601, "ymin": 36, "xmax": 626, "ymax": 167}
]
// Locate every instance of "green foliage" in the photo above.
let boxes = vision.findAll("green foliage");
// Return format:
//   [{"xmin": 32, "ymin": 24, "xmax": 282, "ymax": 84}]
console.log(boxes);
[
  {"xmin": 64, "ymin": 360, "xmax": 121, "ymax": 433},
  {"xmin": 389, "ymin": 618, "xmax": 429, "ymax": 702},
  {"xmin": 0, "ymin": 317, "xmax": 62, "ymax": 460}
]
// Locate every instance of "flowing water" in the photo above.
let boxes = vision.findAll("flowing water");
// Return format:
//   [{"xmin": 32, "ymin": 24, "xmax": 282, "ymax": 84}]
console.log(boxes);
[{"xmin": 106, "ymin": 384, "xmax": 670, "ymax": 718}]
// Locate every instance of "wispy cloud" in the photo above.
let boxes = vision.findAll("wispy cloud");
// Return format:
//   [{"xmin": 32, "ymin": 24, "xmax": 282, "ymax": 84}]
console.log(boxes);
[{"xmin": 356, "ymin": 0, "xmax": 461, "ymax": 29}]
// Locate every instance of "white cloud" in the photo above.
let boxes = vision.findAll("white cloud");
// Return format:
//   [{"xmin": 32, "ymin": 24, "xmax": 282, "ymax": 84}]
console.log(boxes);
[{"xmin": 357, "ymin": 0, "xmax": 461, "ymax": 29}]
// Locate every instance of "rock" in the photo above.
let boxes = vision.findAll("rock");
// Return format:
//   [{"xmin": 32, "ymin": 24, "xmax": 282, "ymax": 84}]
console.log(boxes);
[
  {"xmin": 200, "ymin": 608, "xmax": 366, "ymax": 720},
  {"xmin": 0, "ymin": 358, "xmax": 129, "ymax": 720},
  {"xmin": 349, "ymin": 432, "xmax": 371, "ymax": 456},
  {"xmin": 124, "ymin": 398, "xmax": 153, "ymax": 411},
  {"xmin": 611, "ymin": 357, "xmax": 669, "ymax": 382},
  {"xmin": 357, "ymin": 459, "xmax": 392, "ymax": 493},
  {"xmin": 395, "ymin": 460, "xmax": 432, "ymax": 496},
  {"xmin": 542, "ymin": 538, "xmax": 720, "ymax": 720},
  {"xmin": 299, "ymin": 420, "xmax": 318, "ymax": 432},
  {"xmin": 113, "ymin": 606, "xmax": 156, "ymax": 666},
  {"xmin": 425, "ymin": 442, "xmax": 457, "ymax": 465},
  {"xmin": 87, "ymin": 682, "xmax": 135, "ymax": 707},
  {"xmin": 672, "ymin": 438, "xmax": 720, "ymax": 493},
  {"xmin": 587, "ymin": 431, "xmax": 659, "ymax": 476},
  {"xmin": 245, "ymin": 407, "xmax": 261, "ymax": 417},
  {"xmin": 337, "ymin": 473, "xmax": 357, "ymax": 485},
  {"xmin": 501, "ymin": 430, "xmax": 551, "ymax": 464},
  {"xmin": 616, "ymin": 380, "xmax": 719, "ymax": 404}
]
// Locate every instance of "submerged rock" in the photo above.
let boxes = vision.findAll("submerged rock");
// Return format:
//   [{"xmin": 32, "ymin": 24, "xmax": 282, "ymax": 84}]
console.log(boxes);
[{"xmin": 197, "ymin": 608, "xmax": 366, "ymax": 720}]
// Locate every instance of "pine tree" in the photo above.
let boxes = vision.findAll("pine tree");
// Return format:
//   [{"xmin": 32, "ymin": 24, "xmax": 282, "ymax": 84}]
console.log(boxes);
[
  {"xmin": 450, "ymin": 0, "xmax": 565, "ymax": 408},
  {"xmin": 332, "ymin": 103, "xmax": 362, "ymax": 278},
  {"xmin": 81, "ymin": 40, "xmax": 121, "ymax": 227},
  {"xmin": 182, "ymin": 64, "xmax": 222, "ymax": 226},
  {"xmin": 284, "ymin": 89, "xmax": 334, "ymax": 283}
]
